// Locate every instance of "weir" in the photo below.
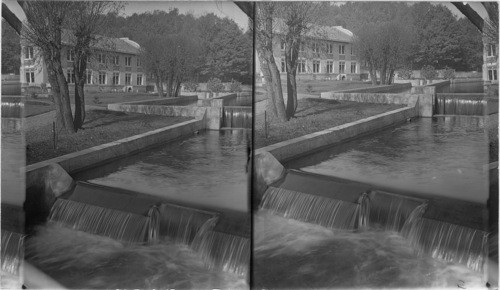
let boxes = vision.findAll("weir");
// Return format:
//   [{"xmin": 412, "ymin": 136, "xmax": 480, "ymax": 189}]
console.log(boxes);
[
  {"xmin": 1, "ymin": 230, "xmax": 25, "ymax": 275},
  {"xmin": 49, "ymin": 199, "xmax": 160, "ymax": 243},
  {"xmin": 259, "ymin": 170, "xmax": 490, "ymax": 272},
  {"xmin": 192, "ymin": 229, "xmax": 250, "ymax": 276},
  {"xmin": 367, "ymin": 190, "xmax": 428, "ymax": 232},
  {"xmin": 157, "ymin": 203, "xmax": 219, "ymax": 244},
  {"xmin": 434, "ymin": 93, "xmax": 486, "ymax": 116},
  {"xmin": 402, "ymin": 216, "xmax": 489, "ymax": 272},
  {"xmin": 221, "ymin": 106, "xmax": 252, "ymax": 129},
  {"xmin": 260, "ymin": 186, "xmax": 362, "ymax": 230}
]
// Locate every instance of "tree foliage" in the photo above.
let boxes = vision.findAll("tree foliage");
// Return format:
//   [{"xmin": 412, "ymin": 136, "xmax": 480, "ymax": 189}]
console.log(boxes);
[{"xmin": 314, "ymin": 2, "xmax": 484, "ymax": 72}]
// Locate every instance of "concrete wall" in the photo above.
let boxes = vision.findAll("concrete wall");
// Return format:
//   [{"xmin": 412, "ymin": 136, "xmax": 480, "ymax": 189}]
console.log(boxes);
[
  {"xmin": 119, "ymin": 95, "xmax": 198, "ymax": 106},
  {"xmin": 107, "ymin": 103, "xmax": 222, "ymax": 130},
  {"xmin": 332, "ymin": 83, "xmax": 411, "ymax": 93},
  {"xmin": 25, "ymin": 119, "xmax": 204, "ymax": 188},
  {"xmin": 197, "ymin": 93, "xmax": 238, "ymax": 107},
  {"xmin": 1, "ymin": 118, "xmax": 23, "ymax": 133},
  {"xmin": 256, "ymin": 107, "xmax": 416, "ymax": 163}
]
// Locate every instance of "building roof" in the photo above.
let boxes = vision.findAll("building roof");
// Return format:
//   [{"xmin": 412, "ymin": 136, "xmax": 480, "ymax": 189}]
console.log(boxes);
[
  {"xmin": 274, "ymin": 18, "xmax": 354, "ymax": 43},
  {"xmin": 61, "ymin": 29, "xmax": 140, "ymax": 55}
]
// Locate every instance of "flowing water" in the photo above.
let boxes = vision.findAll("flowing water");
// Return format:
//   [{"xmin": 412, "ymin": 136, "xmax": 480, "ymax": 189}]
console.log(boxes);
[
  {"xmin": 254, "ymin": 210, "xmax": 485, "ymax": 289},
  {"xmin": 25, "ymin": 224, "xmax": 247, "ymax": 289},
  {"xmin": 287, "ymin": 116, "xmax": 488, "ymax": 203},
  {"xmin": 221, "ymin": 106, "xmax": 252, "ymax": 129}
]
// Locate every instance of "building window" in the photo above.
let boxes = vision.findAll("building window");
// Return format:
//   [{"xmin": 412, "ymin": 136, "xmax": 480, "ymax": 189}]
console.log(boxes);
[
  {"xmin": 489, "ymin": 69, "xmax": 498, "ymax": 81},
  {"xmin": 137, "ymin": 57, "xmax": 141, "ymax": 67},
  {"xmin": 137, "ymin": 74, "xmax": 143, "ymax": 85},
  {"xmin": 25, "ymin": 46, "xmax": 34, "ymax": 60},
  {"xmin": 112, "ymin": 72, "xmax": 120, "ymax": 85},
  {"xmin": 66, "ymin": 69, "xmax": 75, "ymax": 84},
  {"xmin": 299, "ymin": 43, "xmax": 305, "ymax": 53},
  {"xmin": 112, "ymin": 55, "xmax": 119, "ymax": 65},
  {"xmin": 351, "ymin": 62, "xmax": 357, "ymax": 74},
  {"xmin": 313, "ymin": 60, "xmax": 320, "ymax": 73},
  {"xmin": 125, "ymin": 57, "xmax": 132, "ymax": 67},
  {"xmin": 281, "ymin": 59, "xmax": 287, "ymax": 73},
  {"xmin": 298, "ymin": 59, "xmax": 306, "ymax": 73},
  {"xmin": 98, "ymin": 72, "xmax": 106, "ymax": 85},
  {"xmin": 350, "ymin": 45, "xmax": 355, "ymax": 55},
  {"xmin": 488, "ymin": 44, "xmax": 497, "ymax": 57},
  {"xmin": 339, "ymin": 44, "xmax": 345, "ymax": 55},
  {"xmin": 86, "ymin": 70, "xmax": 92, "ymax": 84},
  {"xmin": 25, "ymin": 69, "xmax": 35, "ymax": 83},
  {"xmin": 326, "ymin": 61, "xmax": 334, "ymax": 73},
  {"xmin": 312, "ymin": 42, "xmax": 319, "ymax": 53},
  {"xmin": 280, "ymin": 40, "xmax": 286, "ymax": 50},
  {"xmin": 339, "ymin": 61, "xmax": 345, "ymax": 74},
  {"xmin": 125, "ymin": 73, "xmax": 131, "ymax": 85},
  {"xmin": 98, "ymin": 54, "xmax": 105, "ymax": 64},
  {"xmin": 327, "ymin": 43, "xmax": 334, "ymax": 54},
  {"xmin": 67, "ymin": 49, "xmax": 74, "ymax": 62}
]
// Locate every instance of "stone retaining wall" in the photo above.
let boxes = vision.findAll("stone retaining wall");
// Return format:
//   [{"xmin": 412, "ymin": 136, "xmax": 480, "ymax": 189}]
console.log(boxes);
[
  {"xmin": 256, "ymin": 107, "xmax": 416, "ymax": 163},
  {"xmin": 332, "ymin": 83, "xmax": 411, "ymax": 94},
  {"xmin": 25, "ymin": 119, "xmax": 204, "ymax": 189}
]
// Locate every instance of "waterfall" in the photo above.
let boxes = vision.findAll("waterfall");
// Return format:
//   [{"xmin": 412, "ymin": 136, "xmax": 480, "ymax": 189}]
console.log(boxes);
[
  {"xmin": 401, "ymin": 213, "xmax": 488, "ymax": 272},
  {"xmin": 49, "ymin": 199, "xmax": 160, "ymax": 243},
  {"xmin": 367, "ymin": 191, "xmax": 428, "ymax": 232},
  {"xmin": 1, "ymin": 100, "xmax": 23, "ymax": 118},
  {"xmin": 191, "ymin": 228, "xmax": 250, "ymax": 277},
  {"xmin": 434, "ymin": 94, "xmax": 486, "ymax": 116},
  {"xmin": 260, "ymin": 186, "xmax": 362, "ymax": 230},
  {"xmin": 157, "ymin": 203, "xmax": 219, "ymax": 245},
  {"xmin": 221, "ymin": 106, "xmax": 252, "ymax": 129},
  {"xmin": 1, "ymin": 230, "xmax": 25, "ymax": 275}
]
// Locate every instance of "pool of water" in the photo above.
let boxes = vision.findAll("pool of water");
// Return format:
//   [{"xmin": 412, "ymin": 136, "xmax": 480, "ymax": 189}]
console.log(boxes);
[
  {"xmin": 437, "ymin": 81, "xmax": 485, "ymax": 94},
  {"xmin": 74, "ymin": 130, "xmax": 250, "ymax": 213},
  {"xmin": 253, "ymin": 210, "xmax": 485, "ymax": 289},
  {"xmin": 287, "ymin": 116, "xmax": 488, "ymax": 203}
]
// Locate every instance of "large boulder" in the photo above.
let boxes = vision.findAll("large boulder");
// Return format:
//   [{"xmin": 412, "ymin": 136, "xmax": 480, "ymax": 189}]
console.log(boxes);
[
  {"xmin": 253, "ymin": 151, "xmax": 285, "ymax": 209},
  {"xmin": 24, "ymin": 164, "xmax": 74, "ymax": 231}
]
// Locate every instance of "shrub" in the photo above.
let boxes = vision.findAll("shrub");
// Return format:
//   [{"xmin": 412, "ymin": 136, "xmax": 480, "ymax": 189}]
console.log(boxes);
[
  {"xmin": 207, "ymin": 77, "xmax": 224, "ymax": 93},
  {"xmin": 93, "ymin": 96, "xmax": 101, "ymax": 104},
  {"xmin": 397, "ymin": 67, "xmax": 413, "ymax": 80},
  {"xmin": 421, "ymin": 65, "xmax": 438, "ymax": 80},
  {"xmin": 183, "ymin": 81, "xmax": 198, "ymax": 92},
  {"xmin": 306, "ymin": 84, "xmax": 313, "ymax": 93},
  {"xmin": 228, "ymin": 79, "xmax": 242, "ymax": 92},
  {"xmin": 442, "ymin": 67, "xmax": 456, "ymax": 80}
]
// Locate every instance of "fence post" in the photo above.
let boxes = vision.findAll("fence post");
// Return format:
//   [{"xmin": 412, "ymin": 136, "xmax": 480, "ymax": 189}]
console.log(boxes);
[{"xmin": 264, "ymin": 110, "xmax": 268, "ymax": 139}]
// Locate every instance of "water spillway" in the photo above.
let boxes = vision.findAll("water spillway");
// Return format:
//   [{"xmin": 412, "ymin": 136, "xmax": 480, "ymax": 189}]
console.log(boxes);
[
  {"xmin": 221, "ymin": 106, "xmax": 252, "ymax": 129},
  {"xmin": 434, "ymin": 93, "xmax": 486, "ymax": 116},
  {"xmin": 1, "ymin": 230, "xmax": 25, "ymax": 275},
  {"xmin": 260, "ymin": 186, "xmax": 362, "ymax": 231}
]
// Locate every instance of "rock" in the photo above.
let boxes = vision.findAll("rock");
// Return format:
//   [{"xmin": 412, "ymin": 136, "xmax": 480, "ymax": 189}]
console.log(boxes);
[{"xmin": 253, "ymin": 151, "xmax": 286, "ymax": 209}]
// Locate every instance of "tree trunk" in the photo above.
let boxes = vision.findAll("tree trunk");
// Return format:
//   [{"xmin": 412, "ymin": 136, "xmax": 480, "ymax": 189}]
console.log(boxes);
[
  {"xmin": 258, "ymin": 55, "xmax": 278, "ymax": 117},
  {"xmin": 266, "ymin": 52, "xmax": 287, "ymax": 122},
  {"xmin": 155, "ymin": 74, "xmax": 164, "ymax": 98},
  {"xmin": 73, "ymin": 56, "xmax": 87, "ymax": 130},
  {"xmin": 286, "ymin": 71, "xmax": 298, "ymax": 118},
  {"xmin": 45, "ymin": 52, "xmax": 75, "ymax": 134},
  {"xmin": 380, "ymin": 63, "xmax": 387, "ymax": 85},
  {"xmin": 369, "ymin": 63, "xmax": 378, "ymax": 85}
]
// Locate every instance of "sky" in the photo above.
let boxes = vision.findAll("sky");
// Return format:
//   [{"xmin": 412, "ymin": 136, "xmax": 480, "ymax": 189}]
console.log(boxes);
[
  {"xmin": 2, "ymin": 0, "xmax": 490, "ymax": 30},
  {"xmin": 2, "ymin": 0, "xmax": 249, "ymax": 31}
]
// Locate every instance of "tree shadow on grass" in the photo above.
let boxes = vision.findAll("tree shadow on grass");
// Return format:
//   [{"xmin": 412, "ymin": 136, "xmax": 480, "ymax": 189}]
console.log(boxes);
[{"xmin": 81, "ymin": 110, "xmax": 143, "ymax": 129}]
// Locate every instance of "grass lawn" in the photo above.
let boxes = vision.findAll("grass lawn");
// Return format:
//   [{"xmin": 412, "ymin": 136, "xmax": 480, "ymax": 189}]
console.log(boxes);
[
  {"xmin": 26, "ymin": 110, "xmax": 192, "ymax": 164},
  {"xmin": 255, "ymin": 80, "xmax": 375, "ymax": 98},
  {"xmin": 69, "ymin": 92, "xmax": 160, "ymax": 107},
  {"xmin": 25, "ymin": 101, "xmax": 54, "ymax": 117},
  {"xmin": 255, "ymin": 98, "xmax": 405, "ymax": 148}
]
